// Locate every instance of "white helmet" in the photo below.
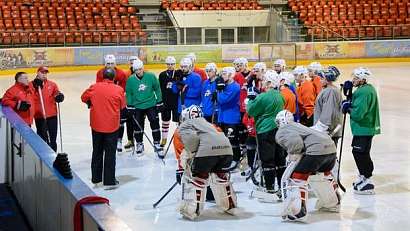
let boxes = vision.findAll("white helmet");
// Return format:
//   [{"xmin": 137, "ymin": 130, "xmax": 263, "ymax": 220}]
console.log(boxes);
[
  {"xmin": 165, "ymin": 56, "xmax": 176, "ymax": 64},
  {"xmin": 205, "ymin": 63, "xmax": 217, "ymax": 73},
  {"xmin": 180, "ymin": 57, "xmax": 193, "ymax": 68},
  {"xmin": 129, "ymin": 56, "xmax": 138, "ymax": 62},
  {"xmin": 352, "ymin": 67, "xmax": 372, "ymax": 80},
  {"xmin": 274, "ymin": 59, "xmax": 286, "ymax": 68},
  {"xmin": 275, "ymin": 110, "xmax": 294, "ymax": 127},
  {"xmin": 132, "ymin": 59, "xmax": 144, "ymax": 70},
  {"xmin": 253, "ymin": 62, "xmax": 267, "ymax": 73},
  {"xmin": 180, "ymin": 105, "xmax": 203, "ymax": 122},
  {"xmin": 233, "ymin": 58, "xmax": 240, "ymax": 65},
  {"xmin": 221, "ymin": 66, "xmax": 236, "ymax": 78},
  {"xmin": 279, "ymin": 71, "xmax": 294, "ymax": 86},
  {"xmin": 186, "ymin": 53, "xmax": 197, "ymax": 63},
  {"xmin": 308, "ymin": 62, "xmax": 323, "ymax": 72},
  {"xmin": 293, "ymin": 66, "xmax": 308, "ymax": 76},
  {"xmin": 239, "ymin": 57, "xmax": 248, "ymax": 66},
  {"xmin": 104, "ymin": 54, "xmax": 116, "ymax": 65},
  {"xmin": 264, "ymin": 70, "xmax": 280, "ymax": 89}
]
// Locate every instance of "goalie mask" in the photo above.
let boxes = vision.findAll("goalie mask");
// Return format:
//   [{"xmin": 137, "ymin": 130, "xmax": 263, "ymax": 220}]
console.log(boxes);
[
  {"xmin": 275, "ymin": 110, "xmax": 294, "ymax": 127},
  {"xmin": 180, "ymin": 105, "xmax": 203, "ymax": 122}
]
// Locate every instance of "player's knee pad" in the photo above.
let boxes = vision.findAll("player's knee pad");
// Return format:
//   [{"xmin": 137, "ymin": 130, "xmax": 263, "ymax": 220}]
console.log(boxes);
[
  {"xmin": 179, "ymin": 176, "xmax": 208, "ymax": 220},
  {"xmin": 210, "ymin": 172, "xmax": 237, "ymax": 212},
  {"xmin": 309, "ymin": 173, "xmax": 340, "ymax": 212},
  {"xmin": 282, "ymin": 178, "xmax": 308, "ymax": 222},
  {"xmin": 330, "ymin": 158, "xmax": 340, "ymax": 181}
]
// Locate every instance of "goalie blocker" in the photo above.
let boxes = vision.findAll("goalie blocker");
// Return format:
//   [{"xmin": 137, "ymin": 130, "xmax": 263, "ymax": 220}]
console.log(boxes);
[{"xmin": 275, "ymin": 110, "xmax": 341, "ymax": 222}]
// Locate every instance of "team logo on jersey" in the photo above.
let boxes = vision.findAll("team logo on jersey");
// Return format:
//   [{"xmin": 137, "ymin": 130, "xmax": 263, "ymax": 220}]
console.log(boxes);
[
  {"xmin": 166, "ymin": 82, "xmax": 173, "ymax": 89},
  {"xmin": 138, "ymin": 84, "xmax": 147, "ymax": 91},
  {"xmin": 204, "ymin": 90, "xmax": 211, "ymax": 97}
]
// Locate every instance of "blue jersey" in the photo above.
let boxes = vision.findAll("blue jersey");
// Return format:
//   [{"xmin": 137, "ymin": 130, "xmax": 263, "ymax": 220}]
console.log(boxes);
[
  {"xmin": 217, "ymin": 82, "xmax": 241, "ymax": 124},
  {"xmin": 172, "ymin": 72, "xmax": 202, "ymax": 112},
  {"xmin": 201, "ymin": 79, "xmax": 217, "ymax": 117}
]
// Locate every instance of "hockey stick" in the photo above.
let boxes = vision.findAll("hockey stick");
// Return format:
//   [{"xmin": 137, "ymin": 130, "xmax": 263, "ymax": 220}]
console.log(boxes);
[
  {"xmin": 57, "ymin": 102, "xmax": 64, "ymax": 153},
  {"xmin": 153, "ymin": 181, "xmax": 178, "ymax": 208},
  {"xmin": 162, "ymin": 133, "xmax": 175, "ymax": 159},
  {"xmin": 337, "ymin": 113, "xmax": 347, "ymax": 193},
  {"xmin": 37, "ymin": 85, "xmax": 51, "ymax": 145}
]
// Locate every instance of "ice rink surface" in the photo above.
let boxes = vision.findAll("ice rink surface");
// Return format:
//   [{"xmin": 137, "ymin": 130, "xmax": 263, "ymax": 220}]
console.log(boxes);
[{"xmin": 1, "ymin": 63, "xmax": 410, "ymax": 231}]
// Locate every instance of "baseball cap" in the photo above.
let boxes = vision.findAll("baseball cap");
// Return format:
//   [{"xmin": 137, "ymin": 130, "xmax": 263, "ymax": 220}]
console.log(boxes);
[{"xmin": 37, "ymin": 66, "xmax": 49, "ymax": 73}]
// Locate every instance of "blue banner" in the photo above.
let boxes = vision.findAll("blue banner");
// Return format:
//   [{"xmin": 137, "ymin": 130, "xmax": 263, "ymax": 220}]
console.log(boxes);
[{"xmin": 366, "ymin": 41, "xmax": 410, "ymax": 57}]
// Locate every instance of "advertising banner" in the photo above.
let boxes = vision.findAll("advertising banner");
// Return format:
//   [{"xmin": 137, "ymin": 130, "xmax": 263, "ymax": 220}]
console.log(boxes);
[
  {"xmin": 314, "ymin": 42, "xmax": 366, "ymax": 59},
  {"xmin": 146, "ymin": 45, "xmax": 222, "ymax": 63},
  {"xmin": 222, "ymin": 44, "xmax": 259, "ymax": 61},
  {"xmin": 74, "ymin": 46, "xmax": 145, "ymax": 65},
  {"xmin": 366, "ymin": 40, "xmax": 410, "ymax": 57}
]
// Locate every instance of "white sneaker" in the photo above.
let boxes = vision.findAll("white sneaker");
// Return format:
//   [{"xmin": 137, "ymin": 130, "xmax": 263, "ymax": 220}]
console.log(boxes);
[{"xmin": 354, "ymin": 177, "xmax": 375, "ymax": 195}]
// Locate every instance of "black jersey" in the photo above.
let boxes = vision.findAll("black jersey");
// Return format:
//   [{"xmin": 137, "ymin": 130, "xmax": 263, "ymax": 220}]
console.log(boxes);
[{"xmin": 159, "ymin": 69, "xmax": 181, "ymax": 109}]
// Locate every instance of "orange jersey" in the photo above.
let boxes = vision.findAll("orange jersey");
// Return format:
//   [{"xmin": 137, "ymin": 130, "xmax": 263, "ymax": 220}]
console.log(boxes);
[
  {"xmin": 173, "ymin": 124, "xmax": 223, "ymax": 170},
  {"xmin": 281, "ymin": 87, "xmax": 297, "ymax": 114},
  {"xmin": 312, "ymin": 75, "xmax": 322, "ymax": 95},
  {"xmin": 297, "ymin": 80, "xmax": 316, "ymax": 117},
  {"xmin": 29, "ymin": 79, "xmax": 60, "ymax": 119}
]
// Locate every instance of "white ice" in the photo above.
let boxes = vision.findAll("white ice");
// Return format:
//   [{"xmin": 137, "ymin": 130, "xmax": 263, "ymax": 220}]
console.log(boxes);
[{"xmin": 1, "ymin": 63, "xmax": 410, "ymax": 231}]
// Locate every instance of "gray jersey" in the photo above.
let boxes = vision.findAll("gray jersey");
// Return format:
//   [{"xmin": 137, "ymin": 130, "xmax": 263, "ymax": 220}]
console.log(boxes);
[
  {"xmin": 314, "ymin": 86, "xmax": 343, "ymax": 137},
  {"xmin": 179, "ymin": 117, "xmax": 233, "ymax": 158},
  {"xmin": 275, "ymin": 123, "xmax": 336, "ymax": 156}
]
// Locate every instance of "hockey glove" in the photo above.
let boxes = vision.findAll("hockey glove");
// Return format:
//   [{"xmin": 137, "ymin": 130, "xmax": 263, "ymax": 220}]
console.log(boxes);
[
  {"xmin": 341, "ymin": 100, "xmax": 352, "ymax": 114},
  {"xmin": 33, "ymin": 78, "xmax": 44, "ymax": 89},
  {"xmin": 310, "ymin": 120, "xmax": 329, "ymax": 133},
  {"xmin": 176, "ymin": 169, "xmax": 184, "ymax": 185},
  {"xmin": 156, "ymin": 101, "xmax": 165, "ymax": 113},
  {"xmin": 247, "ymin": 87, "xmax": 259, "ymax": 100},
  {"xmin": 55, "ymin": 92, "xmax": 65, "ymax": 103},
  {"xmin": 16, "ymin": 100, "xmax": 31, "ymax": 111},
  {"xmin": 216, "ymin": 77, "xmax": 225, "ymax": 91},
  {"xmin": 176, "ymin": 81, "xmax": 185, "ymax": 91},
  {"xmin": 343, "ymin": 80, "xmax": 353, "ymax": 99},
  {"xmin": 86, "ymin": 100, "xmax": 92, "ymax": 109}
]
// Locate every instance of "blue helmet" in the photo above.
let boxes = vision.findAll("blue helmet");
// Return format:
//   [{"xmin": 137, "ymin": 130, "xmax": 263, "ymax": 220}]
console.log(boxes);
[
  {"xmin": 328, "ymin": 66, "xmax": 340, "ymax": 78},
  {"xmin": 318, "ymin": 69, "xmax": 337, "ymax": 82}
]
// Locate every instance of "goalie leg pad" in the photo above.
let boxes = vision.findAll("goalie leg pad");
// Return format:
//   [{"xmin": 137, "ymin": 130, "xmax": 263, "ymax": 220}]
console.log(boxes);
[
  {"xmin": 210, "ymin": 172, "xmax": 237, "ymax": 212},
  {"xmin": 309, "ymin": 172, "xmax": 340, "ymax": 212},
  {"xmin": 179, "ymin": 176, "xmax": 208, "ymax": 220},
  {"xmin": 281, "ymin": 177, "xmax": 308, "ymax": 222}
]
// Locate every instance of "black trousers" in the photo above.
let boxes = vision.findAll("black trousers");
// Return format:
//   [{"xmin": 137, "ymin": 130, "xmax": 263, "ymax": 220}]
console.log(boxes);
[
  {"xmin": 238, "ymin": 112, "xmax": 248, "ymax": 146},
  {"xmin": 132, "ymin": 107, "xmax": 161, "ymax": 143},
  {"xmin": 161, "ymin": 107, "xmax": 179, "ymax": 123},
  {"xmin": 220, "ymin": 123, "xmax": 241, "ymax": 161},
  {"xmin": 256, "ymin": 129, "xmax": 286, "ymax": 191},
  {"xmin": 352, "ymin": 136, "xmax": 374, "ymax": 178},
  {"xmin": 118, "ymin": 112, "xmax": 134, "ymax": 142},
  {"xmin": 246, "ymin": 136, "xmax": 257, "ymax": 168},
  {"xmin": 35, "ymin": 116, "xmax": 58, "ymax": 152},
  {"xmin": 293, "ymin": 154, "xmax": 337, "ymax": 174},
  {"xmin": 300, "ymin": 114, "xmax": 314, "ymax": 127},
  {"xmin": 91, "ymin": 129, "xmax": 118, "ymax": 185}
]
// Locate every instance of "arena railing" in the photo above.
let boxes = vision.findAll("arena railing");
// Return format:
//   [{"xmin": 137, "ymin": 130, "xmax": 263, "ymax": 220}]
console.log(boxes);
[{"xmin": 0, "ymin": 106, "xmax": 132, "ymax": 231}]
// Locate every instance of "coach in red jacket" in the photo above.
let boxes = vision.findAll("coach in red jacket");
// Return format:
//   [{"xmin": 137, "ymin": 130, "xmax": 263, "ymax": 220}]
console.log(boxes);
[
  {"xmin": 2, "ymin": 72, "xmax": 35, "ymax": 125},
  {"xmin": 30, "ymin": 66, "xmax": 64, "ymax": 152},
  {"xmin": 81, "ymin": 68, "xmax": 126, "ymax": 189}
]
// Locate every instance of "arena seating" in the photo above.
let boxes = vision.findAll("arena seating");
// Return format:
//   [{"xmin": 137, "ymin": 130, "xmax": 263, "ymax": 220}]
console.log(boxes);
[
  {"xmin": 161, "ymin": 0, "xmax": 263, "ymax": 11},
  {"xmin": 0, "ymin": 0, "xmax": 147, "ymax": 46},
  {"xmin": 288, "ymin": 0, "xmax": 410, "ymax": 39}
]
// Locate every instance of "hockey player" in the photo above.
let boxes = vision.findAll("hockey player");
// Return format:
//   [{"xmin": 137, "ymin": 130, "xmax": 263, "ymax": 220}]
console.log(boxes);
[
  {"xmin": 172, "ymin": 57, "xmax": 202, "ymax": 113},
  {"xmin": 241, "ymin": 110, "xmax": 258, "ymax": 185},
  {"xmin": 273, "ymin": 59, "xmax": 286, "ymax": 74},
  {"xmin": 216, "ymin": 67, "xmax": 241, "ymax": 170},
  {"xmin": 30, "ymin": 66, "xmax": 65, "ymax": 152},
  {"xmin": 201, "ymin": 62, "xmax": 218, "ymax": 123},
  {"xmin": 159, "ymin": 56, "xmax": 181, "ymax": 147},
  {"xmin": 1, "ymin": 72, "xmax": 35, "ymax": 126},
  {"xmin": 96, "ymin": 54, "xmax": 127, "ymax": 89},
  {"xmin": 308, "ymin": 62, "xmax": 323, "ymax": 96},
  {"xmin": 177, "ymin": 105, "xmax": 237, "ymax": 220},
  {"xmin": 341, "ymin": 67, "xmax": 380, "ymax": 195},
  {"xmin": 81, "ymin": 68, "xmax": 126, "ymax": 189},
  {"xmin": 294, "ymin": 66, "xmax": 316, "ymax": 126},
  {"xmin": 121, "ymin": 56, "xmax": 139, "ymax": 151},
  {"xmin": 234, "ymin": 57, "xmax": 251, "ymax": 154},
  {"xmin": 312, "ymin": 67, "xmax": 343, "ymax": 144},
  {"xmin": 275, "ymin": 110, "xmax": 340, "ymax": 222},
  {"xmin": 246, "ymin": 70, "xmax": 286, "ymax": 194},
  {"xmin": 186, "ymin": 53, "xmax": 207, "ymax": 82},
  {"xmin": 247, "ymin": 62, "xmax": 266, "ymax": 91},
  {"xmin": 279, "ymin": 72, "xmax": 297, "ymax": 115},
  {"xmin": 126, "ymin": 59, "xmax": 164, "ymax": 158}
]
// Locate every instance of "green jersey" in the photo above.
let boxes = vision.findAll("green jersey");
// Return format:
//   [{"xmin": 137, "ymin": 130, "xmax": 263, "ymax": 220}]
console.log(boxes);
[{"xmin": 126, "ymin": 72, "xmax": 162, "ymax": 109}]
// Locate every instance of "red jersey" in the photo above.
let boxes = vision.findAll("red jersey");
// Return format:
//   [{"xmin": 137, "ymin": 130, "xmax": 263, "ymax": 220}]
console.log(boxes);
[
  {"xmin": 242, "ymin": 113, "xmax": 256, "ymax": 137},
  {"xmin": 193, "ymin": 67, "xmax": 207, "ymax": 82},
  {"xmin": 2, "ymin": 82, "xmax": 35, "ymax": 125},
  {"xmin": 96, "ymin": 67, "xmax": 127, "ymax": 90},
  {"xmin": 81, "ymin": 79, "xmax": 126, "ymax": 133},
  {"xmin": 234, "ymin": 71, "xmax": 249, "ymax": 113},
  {"xmin": 29, "ymin": 79, "xmax": 60, "ymax": 119}
]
